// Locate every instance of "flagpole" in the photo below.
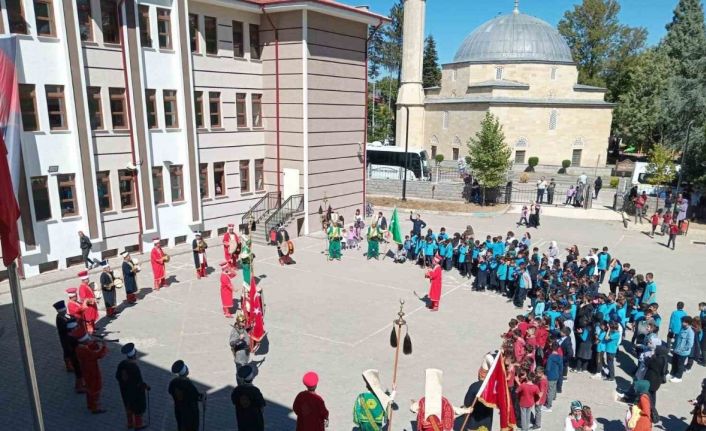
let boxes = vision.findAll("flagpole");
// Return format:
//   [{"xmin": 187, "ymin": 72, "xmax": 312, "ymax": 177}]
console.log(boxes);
[
  {"xmin": 8, "ymin": 261, "xmax": 45, "ymax": 431},
  {"xmin": 459, "ymin": 352, "xmax": 502, "ymax": 431}
]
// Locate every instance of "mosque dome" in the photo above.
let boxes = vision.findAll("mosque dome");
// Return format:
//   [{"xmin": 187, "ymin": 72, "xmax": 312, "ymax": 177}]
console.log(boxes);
[{"xmin": 452, "ymin": 9, "xmax": 573, "ymax": 64}]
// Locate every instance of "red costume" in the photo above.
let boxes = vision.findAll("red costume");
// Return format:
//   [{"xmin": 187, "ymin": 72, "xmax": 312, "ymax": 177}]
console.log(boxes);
[
  {"xmin": 414, "ymin": 397, "xmax": 455, "ymax": 431},
  {"xmin": 67, "ymin": 289, "xmax": 85, "ymax": 325},
  {"xmin": 150, "ymin": 243, "xmax": 166, "ymax": 289},
  {"xmin": 293, "ymin": 390, "xmax": 329, "ymax": 431},
  {"xmin": 76, "ymin": 339, "xmax": 108, "ymax": 412},
  {"xmin": 247, "ymin": 277, "xmax": 266, "ymax": 348},
  {"xmin": 425, "ymin": 259, "xmax": 442, "ymax": 311},
  {"xmin": 220, "ymin": 263, "xmax": 235, "ymax": 317},
  {"xmin": 78, "ymin": 278, "xmax": 98, "ymax": 334},
  {"xmin": 222, "ymin": 227, "xmax": 240, "ymax": 269}
]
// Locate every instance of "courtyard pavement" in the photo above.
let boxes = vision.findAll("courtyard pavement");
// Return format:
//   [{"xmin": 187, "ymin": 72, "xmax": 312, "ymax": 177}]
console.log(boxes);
[{"xmin": 1, "ymin": 209, "xmax": 706, "ymax": 430}]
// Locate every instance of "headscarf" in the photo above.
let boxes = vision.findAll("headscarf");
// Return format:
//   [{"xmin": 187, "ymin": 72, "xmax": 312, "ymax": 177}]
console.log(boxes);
[{"xmin": 633, "ymin": 380, "xmax": 650, "ymax": 395}]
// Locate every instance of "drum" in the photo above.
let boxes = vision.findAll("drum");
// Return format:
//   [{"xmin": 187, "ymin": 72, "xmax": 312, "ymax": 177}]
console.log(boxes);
[
  {"xmin": 162, "ymin": 254, "xmax": 171, "ymax": 263},
  {"xmin": 113, "ymin": 278, "xmax": 124, "ymax": 289},
  {"xmin": 284, "ymin": 240, "xmax": 295, "ymax": 256}
]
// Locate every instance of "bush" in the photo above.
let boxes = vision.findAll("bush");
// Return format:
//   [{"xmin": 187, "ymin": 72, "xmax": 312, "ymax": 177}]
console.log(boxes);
[
  {"xmin": 518, "ymin": 172, "xmax": 530, "ymax": 183},
  {"xmin": 609, "ymin": 176, "xmax": 619, "ymax": 188},
  {"xmin": 434, "ymin": 154, "xmax": 445, "ymax": 165},
  {"xmin": 528, "ymin": 157, "xmax": 539, "ymax": 167},
  {"xmin": 562, "ymin": 160, "xmax": 571, "ymax": 169},
  {"xmin": 465, "ymin": 156, "xmax": 472, "ymax": 165}
]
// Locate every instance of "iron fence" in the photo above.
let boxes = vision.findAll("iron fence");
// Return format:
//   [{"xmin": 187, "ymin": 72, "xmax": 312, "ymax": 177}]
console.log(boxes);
[{"xmin": 263, "ymin": 194, "xmax": 304, "ymax": 241}]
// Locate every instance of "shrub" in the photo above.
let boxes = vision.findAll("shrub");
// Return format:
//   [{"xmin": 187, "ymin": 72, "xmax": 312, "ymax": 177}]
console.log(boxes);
[
  {"xmin": 528, "ymin": 157, "xmax": 539, "ymax": 167},
  {"xmin": 434, "ymin": 154, "xmax": 445, "ymax": 165},
  {"xmin": 518, "ymin": 172, "xmax": 530, "ymax": 183},
  {"xmin": 562, "ymin": 160, "xmax": 571, "ymax": 169},
  {"xmin": 609, "ymin": 176, "xmax": 619, "ymax": 188},
  {"xmin": 465, "ymin": 155, "xmax": 472, "ymax": 165}
]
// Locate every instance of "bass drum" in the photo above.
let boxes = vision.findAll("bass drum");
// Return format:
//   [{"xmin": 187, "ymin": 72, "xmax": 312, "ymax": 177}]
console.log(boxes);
[{"xmin": 283, "ymin": 240, "xmax": 295, "ymax": 256}]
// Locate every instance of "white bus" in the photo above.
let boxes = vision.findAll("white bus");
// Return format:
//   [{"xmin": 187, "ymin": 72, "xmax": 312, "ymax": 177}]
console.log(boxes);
[{"xmin": 366, "ymin": 144, "xmax": 431, "ymax": 180}]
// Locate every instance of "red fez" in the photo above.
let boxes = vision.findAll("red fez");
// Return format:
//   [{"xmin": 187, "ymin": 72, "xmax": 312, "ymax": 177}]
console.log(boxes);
[
  {"xmin": 228, "ymin": 223, "xmax": 235, "ymax": 228},
  {"xmin": 433, "ymin": 255, "xmax": 442, "ymax": 264},
  {"xmin": 302, "ymin": 371, "xmax": 319, "ymax": 387},
  {"xmin": 219, "ymin": 261, "xmax": 230, "ymax": 267},
  {"xmin": 77, "ymin": 270, "xmax": 89, "ymax": 279},
  {"xmin": 65, "ymin": 287, "xmax": 78, "ymax": 296}
]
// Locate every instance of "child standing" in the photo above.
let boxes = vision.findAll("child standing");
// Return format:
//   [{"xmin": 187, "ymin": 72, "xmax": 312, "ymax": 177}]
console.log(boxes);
[
  {"xmin": 661, "ymin": 210, "xmax": 672, "ymax": 235},
  {"xmin": 533, "ymin": 367, "xmax": 548, "ymax": 430},
  {"xmin": 518, "ymin": 206, "xmax": 529, "ymax": 226},
  {"xmin": 543, "ymin": 341, "xmax": 563, "ymax": 412},
  {"xmin": 516, "ymin": 372, "xmax": 540, "ymax": 431},
  {"xmin": 565, "ymin": 186, "xmax": 576, "ymax": 205},
  {"xmin": 666, "ymin": 221, "xmax": 679, "ymax": 250},
  {"xmin": 650, "ymin": 210, "xmax": 661, "ymax": 238}
]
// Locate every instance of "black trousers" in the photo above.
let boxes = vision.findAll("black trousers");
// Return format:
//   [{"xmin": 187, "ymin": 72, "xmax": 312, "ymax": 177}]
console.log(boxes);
[{"xmin": 82, "ymin": 249, "xmax": 96, "ymax": 268}]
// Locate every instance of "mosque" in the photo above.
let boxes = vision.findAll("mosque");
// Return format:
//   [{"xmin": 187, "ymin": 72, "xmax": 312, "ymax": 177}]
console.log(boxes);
[{"xmin": 396, "ymin": 0, "xmax": 614, "ymax": 169}]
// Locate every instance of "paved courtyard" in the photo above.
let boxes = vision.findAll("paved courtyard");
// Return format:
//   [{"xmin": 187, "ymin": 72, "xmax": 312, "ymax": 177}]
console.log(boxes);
[{"xmin": 1, "ymin": 208, "xmax": 706, "ymax": 430}]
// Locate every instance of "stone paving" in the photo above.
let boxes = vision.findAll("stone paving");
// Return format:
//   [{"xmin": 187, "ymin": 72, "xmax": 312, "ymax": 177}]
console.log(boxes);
[{"xmin": 1, "ymin": 209, "xmax": 706, "ymax": 431}]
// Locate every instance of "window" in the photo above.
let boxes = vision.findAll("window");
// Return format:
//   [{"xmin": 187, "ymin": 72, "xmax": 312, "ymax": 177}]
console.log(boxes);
[
  {"xmin": 572, "ymin": 149, "xmax": 583, "ymax": 167},
  {"xmin": 138, "ymin": 5, "xmax": 151, "ymax": 47},
  {"xmin": 169, "ymin": 165, "xmax": 184, "ymax": 202},
  {"xmin": 77, "ymin": 0, "xmax": 92, "ymax": 41},
  {"xmin": 251, "ymin": 93, "xmax": 262, "ymax": 127},
  {"xmin": 194, "ymin": 91, "xmax": 204, "ymax": 128},
  {"xmin": 213, "ymin": 162, "xmax": 225, "ymax": 196},
  {"xmin": 145, "ymin": 89, "xmax": 157, "ymax": 129},
  {"xmin": 152, "ymin": 167, "xmax": 164, "ymax": 204},
  {"xmin": 239, "ymin": 160, "xmax": 250, "ymax": 193},
  {"xmin": 31, "ymin": 176, "xmax": 51, "ymax": 221},
  {"xmin": 96, "ymin": 171, "xmax": 112, "ymax": 212},
  {"xmin": 199, "ymin": 163, "xmax": 209, "ymax": 198},
  {"xmin": 236, "ymin": 93, "xmax": 247, "ymax": 127},
  {"xmin": 118, "ymin": 169, "xmax": 136, "ymax": 209},
  {"xmin": 232, "ymin": 21, "xmax": 243, "ymax": 58},
  {"xmin": 452, "ymin": 148, "xmax": 459, "ymax": 161},
  {"xmin": 109, "ymin": 88, "xmax": 127, "ymax": 129},
  {"xmin": 19, "ymin": 84, "xmax": 38, "ymax": 132},
  {"xmin": 254, "ymin": 159, "xmax": 264, "ymax": 191},
  {"xmin": 451, "ymin": 69, "xmax": 457, "ymax": 81},
  {"xmin": 442, "ymin": 111, "xmax": 449, "ymax": 129},
  {"xmin": 549, "ymin": 109, "xmax": 558, "ymax": 130},
  {"xmin": 45, "ymin": 85, "xmax": 66, "ymax": 130},
  {"xmin": 87, "ymin": 87, "xmax": 103, "ymax": 130},
  {"xmin": 6, "ymin": 0, "xmax": 27, "ymax": 34},
  {"xmin": 514, "ymin": 150, "xmax": 526, "ymax": 164},
  {"xmin": 551, "ymin": 66, "xmax": 558, "ymax": 80},
  {"xmin": 163, "ymin": 90, "xmax": 178, "ymax": 128},
  {"xmin": 209, "ymin": 92, "xmax": 220, "ymax": 128},
  {"xmin": 431, "ymin": 146, "xmax": 437, "ymax": 158},
  {"xmin": 189, "ymin": 14, "xmax": 199, "ymax": 52},
  {"xmin": 249, "ymin": 24, "xmax": 260, "ymax": 59},
  {"xmin": 515, "ymin": 137, "xmax": 528, "ymax": 148},
  {"xmin": 57, "ymin": 174, "xmax": 78, "ymax": 217},
  {"xmin": 101, "ymin": 0, "xmax": 120, "ymax": 44},
  {"xmin": 495, "ymin": 66, "xmax": 503, "ymax": 80},
  {"xmin": 204, "ymin": 16, "xmax": 217, "ymax": 54},
  {"xmin": 157, "ymin": 8, "xmax": 171, "ymax": 49},
  {"xmin": 34, "ymin": 0, "xmax": 55, "ymax": 36}
]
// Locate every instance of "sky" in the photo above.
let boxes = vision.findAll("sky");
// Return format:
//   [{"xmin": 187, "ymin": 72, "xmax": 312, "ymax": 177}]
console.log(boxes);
[{"xmin": 362, "ymin": 0, "xmax": 703, "ymax": 64}]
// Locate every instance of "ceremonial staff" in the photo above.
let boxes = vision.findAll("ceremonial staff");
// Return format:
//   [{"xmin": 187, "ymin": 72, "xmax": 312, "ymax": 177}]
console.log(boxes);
[{"xmin": 388, "ymin": 300, "xmax": 412, "ymax": 431}]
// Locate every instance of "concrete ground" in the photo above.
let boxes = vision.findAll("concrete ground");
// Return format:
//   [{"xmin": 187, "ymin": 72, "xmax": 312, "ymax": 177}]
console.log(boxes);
[{"xmin": 1, "ymin": 209, "xmax": 706, "ymax": 430}]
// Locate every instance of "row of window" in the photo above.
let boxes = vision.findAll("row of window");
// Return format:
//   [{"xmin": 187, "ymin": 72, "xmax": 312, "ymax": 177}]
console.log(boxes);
[
  {"xmin": 5, "ymin": 0, "xmax": 57, "ymax": 37},
  {"xmin": 429, "ymin": 146, "xmax": 461, "ymax": 161},
  {"xmin": 189, "ymin": 14, "xmax": 260, "ymax": 59},
  {"xmin": 441, "ymin": 109, "xmax": 559, "ymax": 131},
  {"xmin": 31, "ymin": 159, "xmax": 266, "ymax": 221},
  {"xmin": 18, "ymin": 84, "xmax": 264, "ymax": 132},
  {"xmin": 513, "ymin": 149, "xmax": 583, "ymax": 165},
  {"xmin": 447, "ymin": 66, "xmax": 559, "ymax": 82}
]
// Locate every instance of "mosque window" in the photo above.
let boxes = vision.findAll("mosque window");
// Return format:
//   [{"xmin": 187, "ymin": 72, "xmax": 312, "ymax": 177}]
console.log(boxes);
[
  {"xmin": 549, "ymin": 110, "xmax": 557, "ymax": 130},
  {"xmin": 551, "ymin": 67, "xmax": 558, "ymax": 80},
  {"xmin": 514, "ymin": 150, "xmax": 526, "ymax": 164},
  {"xmin": 451, "ymin": 69, "xmax": 457, "ymax": 81},
  {"xmin": 495, "ymin": 66, "xmax": 503, "ymax": 80},
  {"xmin": 442, "ymin": 111, "xmax": 449, "ymax": 129},
  {"xmin": 515, "ymin": 137, "xmax": 528, "ymax": 148}
]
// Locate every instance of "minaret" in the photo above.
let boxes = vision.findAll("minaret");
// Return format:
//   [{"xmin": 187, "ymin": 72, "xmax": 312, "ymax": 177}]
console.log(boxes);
[{"xmin": 395, "ymin": 0, "xmax": 426, "ymax": 149}]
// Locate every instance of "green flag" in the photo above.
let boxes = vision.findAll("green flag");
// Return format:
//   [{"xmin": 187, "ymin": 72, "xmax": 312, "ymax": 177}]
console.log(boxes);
[{"xmin": 389, "ymin": 208, "xmax": 403, "ymax": 244}]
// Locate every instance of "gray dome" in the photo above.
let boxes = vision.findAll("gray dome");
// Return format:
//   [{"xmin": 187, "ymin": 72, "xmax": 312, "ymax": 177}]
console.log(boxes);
[{"xmin": 453, "ymin": 12, "xmax": 573, "ymax": 64}]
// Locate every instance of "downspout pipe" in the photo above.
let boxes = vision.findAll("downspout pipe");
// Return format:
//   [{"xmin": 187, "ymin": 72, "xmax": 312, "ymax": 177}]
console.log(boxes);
[
  {"xmin": 262, "ymin": 7, "xmax": 282, "ymax": 204},
  {"xmin": 364, "ymin": 19, "xmax": 384, "ymax": 212},
  {"xmin": 118, "ymin": 0, "xmax": 144, "ymax": 253}
]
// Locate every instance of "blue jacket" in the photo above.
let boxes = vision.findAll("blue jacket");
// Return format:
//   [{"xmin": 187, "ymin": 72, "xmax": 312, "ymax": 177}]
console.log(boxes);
[
  {"xmin": 669, "ymin": 310, "xmax": 688, "ymax": 335},
  {"xmin": 603, "ymin": 330, "xmax": 621, "ymax": 354},
  {"xmin": 597, "ymin": 252, "xmax": 610, "ymax": 270},
  {"xmin": 458, "ymin": 246, "xmax": 468, "ymax": 263},
  {"xmin": 674, "ymin": 326, "xmax": 695, "ymax": 357},
  {"xmin": 424, "ymin": 241, "xmax": 437, "ymax": 256},
  {"xmin": 609, "ymin": 263, "xmax": 622, "ymax": 282},
  {"xmin": 497, "ymin": 263, "xmax": 508, "ymax": 281},
  {"xmin": 642, "ymin": 281, "xmax": 657, "ymax": 304},
  {"xmin": 545, "ymin": 353, "xmax": 563, "ymax": 381}
]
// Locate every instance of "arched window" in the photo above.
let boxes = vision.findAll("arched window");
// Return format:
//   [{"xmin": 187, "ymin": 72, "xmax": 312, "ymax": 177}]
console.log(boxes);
[
  {"xmin": 549, "ymin": 110, "xmax": 558, "ymax": 130},
  {"xmin": 430, "ymin": 135, "xmax": 439, "ymax": 146},
  {"xmin": 495, "ymin": 66, "xmax": 503, "ymax": 80},
  {"xmin": 551, "ymin": 66, "xmax": 558, "ymax": 80},
  {"xmin": 573, "ymin": 137, "xmax": 585, "ymax": 147},
  {"xmin": 451, "ymin": 68, "xmax": 457, "ymax": 81},
  {"xmin": 453, "ymin": 136, "xmax": 461, "ymax": 146},
  {"xmin": 515, "ymin": 137, "xmax": 528, "ymax": 148},
  {"xmin": 442, "ymin": 111, "xmax": 449, "ymax": 129}
]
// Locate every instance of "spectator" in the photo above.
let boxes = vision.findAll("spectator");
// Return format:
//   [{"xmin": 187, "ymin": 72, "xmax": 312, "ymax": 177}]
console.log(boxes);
[
  {"xmin": 644, "ymin": 345, "xmax": 668, "ymax": 421},
  {"xmin": 666, "ymin": 221, "xmax": 679, "ymax": 250},
  {"xmin": 686, "ymin": 378, "xmax": 706, "ymax": 431},
  {"xmin": 670, "ymin": 316, "xmax": 695, "ymax": 383},
  {"xmin": 664, "ymin": 191, "xmax": 673, "ymax": 213},
  {"xmin": 547, "ymin": 178, "xmax": 557, "ymax": 205},
  {"xmin": 409, "ymin": 212, "xmax": 427, "ymax": 237},
  {"xmin": 631, "ymin": 380, "xmax": 653, "ymax": 431},
  {"xmin": 565, "ymin": 186, "xmax": 576, "ymax": 206},
  {"xmin": 578, "ymin": 173, "xmax": 588, "ymax": 185},
  {"xmin": 668, "ymin": 302, "xmax": 688, "ymax": 349},
  {"xmin": 634, "ymin": 191, "xmax": 647, "ymax": 224},
  {"xmin": 564, "ymin": 400, "xmax": 596, "ymax": 431},
  {"xmin": 79, "ymin": 231, "xmax": 97, "ymax": 269},
  {"xmin": 536, "ymin": 177, "xmax": 547, "ymax": 204},
  {"xmin": 677, "ymin": 195, "xmax": 689, "ymax": 227},
  {"xmin": 594, "ymin": 176, "xmax": 603, "ymax": 199}
]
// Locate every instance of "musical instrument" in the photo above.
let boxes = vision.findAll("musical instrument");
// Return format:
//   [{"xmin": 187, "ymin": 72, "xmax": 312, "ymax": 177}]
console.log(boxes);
[
  {"xmin": 113, "ymin": 278, "xmax": 124, "ymax": 289},
  {"xmin": 227, "ymin": 233, "xmax": 239, "ymax": 254},
  {"xmin": 162, "ymin": 254, "xmax": 170, "ymax": 263},
  {"xmin": 131, "ymin": 260, "xmax": 141, "ymax": 272},
  {"xmin": 283, "ymin": 240, "xmax": 295, "ymax": 257},
  {"xmin": 195, "ymin": 239, "xmax": 207, "ymax": 253}
]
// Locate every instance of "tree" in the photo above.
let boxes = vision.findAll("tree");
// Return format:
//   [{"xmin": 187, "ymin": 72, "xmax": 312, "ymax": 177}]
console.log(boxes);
[
  {"xmin": 613, "ymin": 48, "xmax": 671, "ymax": 152},
  {"xmin": 662, "ymin": 0, "xmax": 706, "ymax": 79},
  {"xmin": 645, "ymin": 143, "xmax": 677, "ymax": 206},
  {"xmin": 467, "ymin": 113, "xmax": 512, "ymax": 203},
  {"xmin": 558, "ymin": 0, "xmax": 647, "ymax": 99},
  {"xmin": 422, "ymin": 35, "xmax": 441, "ymax": 88},
  {"xmin": 367, "ymin": 25, "xmax": 385, "ymax": 81}
]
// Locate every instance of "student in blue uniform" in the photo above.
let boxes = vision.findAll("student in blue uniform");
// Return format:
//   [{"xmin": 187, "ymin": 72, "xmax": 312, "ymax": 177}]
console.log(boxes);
[
  {"xmin": 423, "ymin": 236, "xmax": 437, "ymax": 267},
  {"xmin": 607, "ymin": 258, "xmax": 622, "ymax": 295},
  {"xmin": 497, "ymin": 257, "xmax": 509, "ymax": 296},
  {"xmin": 596, "ymin": 246, "xmax": 611, "ymax": 284},
  {"xmin": 475, "ymin": 257, "xmax": 489, "ymax": 291},
  {"xmin": 458, "ymin": 241, "xmax": 469, "ymax": 277},
  {"xmin": 488, "ymin": 257, "xmax": 499, "ymax": 292}
]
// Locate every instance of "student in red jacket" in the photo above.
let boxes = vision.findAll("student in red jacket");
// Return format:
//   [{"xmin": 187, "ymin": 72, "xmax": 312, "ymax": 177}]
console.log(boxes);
[{"xmin": 667, "ymin": 221, "xmax": 679, "ymax": 250}]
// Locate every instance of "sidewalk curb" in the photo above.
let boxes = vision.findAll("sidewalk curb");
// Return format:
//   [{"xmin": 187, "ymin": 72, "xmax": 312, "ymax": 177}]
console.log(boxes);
[{"xmin": 373, "ymin": 204, "xmax": 511, "ymax": 217}]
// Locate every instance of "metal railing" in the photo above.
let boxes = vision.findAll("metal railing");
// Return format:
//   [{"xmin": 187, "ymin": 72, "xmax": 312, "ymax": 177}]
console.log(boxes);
[
  {"xmin": 499, "ymin": 182, "xmax": 593, "ymax": 207},
  {"xmin": 263, "ymin": 194, "xmax": 304, "ymax": 240},
  {"xmin": 241, "ymin": 191, "xmax": 281, "ymax": 227}
]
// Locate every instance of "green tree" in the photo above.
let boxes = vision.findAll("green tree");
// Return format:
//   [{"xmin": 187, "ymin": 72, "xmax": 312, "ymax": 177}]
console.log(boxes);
[
  {"xmin": 663, "ymin": 0, "xmax": 706, "ymax": 79},
  {"xmin": 422, "ymin": 35, "xmax": 441, "ymax": 88},
  {"xmin": 467, "ymin": 113, "xmax": 512, "ymax": 203},
  {"xmin": 367, "ymin": 25, "xmax": 385, "ymax": 80},
  {"xmin": 646, "ymin": 143, "xmax": 677, "ymax": 206},
  {"xmin": 613, "ymin": 48, "xmax": 671, "ymax": 152},
  {"xmin": 558, "ymin": 0, "xmax": 647, "ymax": 99}
]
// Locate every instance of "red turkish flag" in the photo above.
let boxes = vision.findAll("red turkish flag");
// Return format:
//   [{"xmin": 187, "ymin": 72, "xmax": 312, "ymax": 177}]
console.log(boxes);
[
  {"xmin": 478, "ymin": 352, "xmax": 517, "ymax": 430},
  {"xmin": 248, "ymin": 275, "xmax": 266, "ymax": 342}
]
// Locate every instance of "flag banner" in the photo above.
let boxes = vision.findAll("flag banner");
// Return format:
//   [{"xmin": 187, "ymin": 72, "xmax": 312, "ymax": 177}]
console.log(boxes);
[
  {"xmin": 389, "ymin": 207, "xmax": 403, "ymax": 244},
  {"xmin": 478, "ymin": 352, "xmax": 517, "ymax": 430},
  {"xmin": 248, "ymin": 275, "xmax": 266, "ymax": 342},
  {"xmin": 0, "ymin": 35, "xmax": 21, "ymax": 266}
]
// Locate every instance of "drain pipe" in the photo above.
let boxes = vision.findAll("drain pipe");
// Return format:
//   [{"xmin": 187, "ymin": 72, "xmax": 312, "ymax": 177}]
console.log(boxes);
[
  {"xmin": 364, "ymin": 19, "xmax": 385, "ymax": 212},
  {"xmin": 118, "ymin": 0, "xmax": 144, "ymax": 253},
  {"xmin": 262, "ymin": 7, "xmax": 282, "ymax": 204}
]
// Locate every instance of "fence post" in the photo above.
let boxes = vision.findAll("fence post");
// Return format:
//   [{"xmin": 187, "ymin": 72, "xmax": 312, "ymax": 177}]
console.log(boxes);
[{"xmin": 505, "ymin": 181, "xmax": 513, "ymax": 204}]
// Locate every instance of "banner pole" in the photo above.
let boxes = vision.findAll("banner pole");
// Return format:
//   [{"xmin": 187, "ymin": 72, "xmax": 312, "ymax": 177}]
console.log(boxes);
[{"xmin": 8, "ymin": 261, "xmax": 45, "ymax": 431}]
